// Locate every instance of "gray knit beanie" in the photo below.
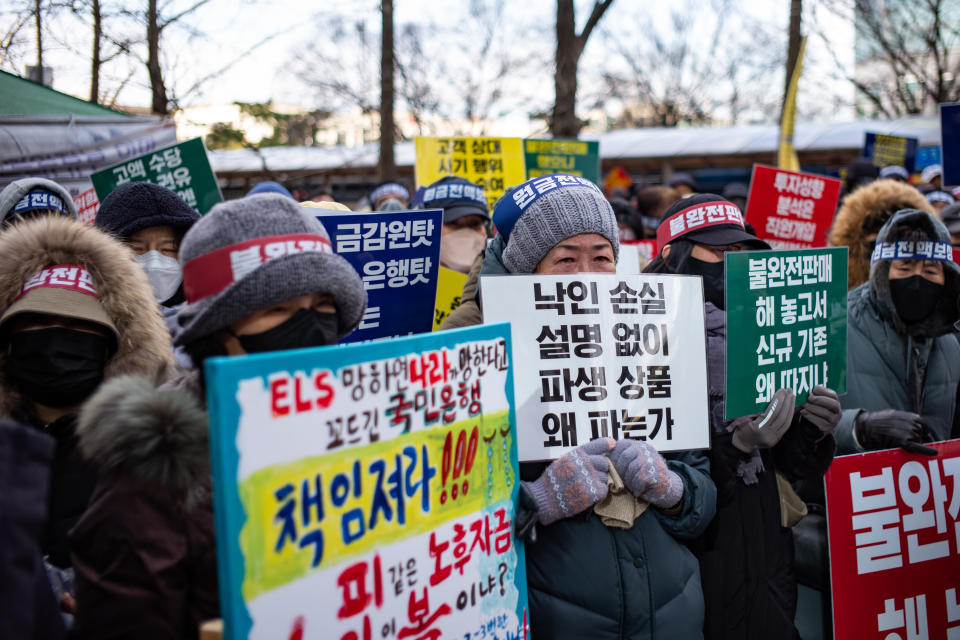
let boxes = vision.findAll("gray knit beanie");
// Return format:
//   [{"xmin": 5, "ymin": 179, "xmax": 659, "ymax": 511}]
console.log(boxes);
[
  {"xmin": 175, "ymin": 193, "xmax": 366, "ymax": 345},
  {"xmin": 0, "ymin": 177, "xmax": 78, "ymax": 223},
  {"xmin": 493, "ymin": 174, "xmax": 619, "ymax": 274}
]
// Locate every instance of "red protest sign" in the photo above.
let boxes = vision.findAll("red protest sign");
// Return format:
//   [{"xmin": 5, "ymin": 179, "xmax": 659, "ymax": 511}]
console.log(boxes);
[
  {"xmin": 825, "ymin": 439, "xmax": 960, "ymax": 639},
  {"xmin": 744, "ymin": 164, "xmax": 842, "ymax": 249},
  {"xmin": 73, "ymin": 188, "xmax": 99, "ymax": 225}
]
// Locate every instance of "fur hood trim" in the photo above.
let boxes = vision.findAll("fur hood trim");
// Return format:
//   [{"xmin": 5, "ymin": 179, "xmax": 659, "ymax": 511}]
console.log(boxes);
[
  {"xmin": 0, "ymin": 216, "xmax": 174, "ymax": 416},
  {"xmin": 828, "ymin": 179, "xmax": 934, "ymax": 290},
  {"xmin": 77, "ymin": 374, "xmax": 209, "ymax": 503}
]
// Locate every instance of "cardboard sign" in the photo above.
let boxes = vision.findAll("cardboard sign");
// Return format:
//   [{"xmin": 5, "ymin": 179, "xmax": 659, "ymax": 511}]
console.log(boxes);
[
  {"xmin": 205, "ymin": 323, "xmax": 527, "ymax": 640},
  {"xmin": 523, "ymin": 139, "xmax": 600, "ymax": 183},
  {"xmin": 90, "ymin": 137, "xmax": 222, "ymax": 213},
  {"xmin": 825, "ymin": 439, "xmax": 960, "ymax": 640},
  {"xmin": 941, "ymin": 103, "xmax": 960, "ymax": 187},
  {"xmin": 744, "ymin": 164, "xmax": 842, "ymax": 250},
  {"xmin": 481, "ymin": 273, "xmax": 710, "ymax": 461},
  {"xmin": 433, "ymin": 267, "xmax": 469, "ymax": 331},
  {"xmin": 72, "ymin": 187, "xmax": 98, "ymax": 225},
  {"xmin": 724, "ymin": 248, "xmax": 848, "ymax": 419},
  {"xmin": 414, "ymin": 137, "xmax": 527, "ymax": 211},
  {"xmin": 864, "ymin": 132, "xmax": 919, "ymax": 173},
  {"xmin": 317, "ymin": 210, "xmax": 443, "ymax": 344}
]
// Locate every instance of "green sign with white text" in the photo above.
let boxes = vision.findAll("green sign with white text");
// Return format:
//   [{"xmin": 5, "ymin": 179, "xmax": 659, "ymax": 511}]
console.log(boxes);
[
  {"xmin": 724, "ymin": 248, "xmax": 848, "ymax": 419},
  {"xmin": 91, "ymin": 137, "xmax": 222, "ymax": 214},
  {"xmin": 524, "ymin": 138, "xmax": 600, "ymax": 183}
]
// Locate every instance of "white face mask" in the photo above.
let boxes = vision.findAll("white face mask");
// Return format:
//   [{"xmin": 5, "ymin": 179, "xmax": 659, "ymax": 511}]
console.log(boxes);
[
  {"xmin": 135, "ymin": 250, "xmax": 183, "ymax": 303},
  {"xmin": 440, "ymin": 227, "xmax": 487, "ymax": 274}
]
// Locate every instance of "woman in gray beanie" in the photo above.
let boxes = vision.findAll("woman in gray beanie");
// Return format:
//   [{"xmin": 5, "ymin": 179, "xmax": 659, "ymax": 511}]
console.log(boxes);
[
  {"xmin": 67, "ymin": 194, "xmax": 365, "ymax": 639},
  {"xmin": 443, "ymin": 174, "xmax": 716, "ymax": 639}
]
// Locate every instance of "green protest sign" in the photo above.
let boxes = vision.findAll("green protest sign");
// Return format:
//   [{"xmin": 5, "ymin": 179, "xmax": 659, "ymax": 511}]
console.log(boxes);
[
  {"xmin": 90, "ymin": 137, "xmax": 222, "ymax": 214},
  {"xmin": 724, "ymin": 248, "xmax": 848, "ymax": 419},
  {"xmin": 524, "ymin": 138, "xmax": 600, "ymax": 184}
]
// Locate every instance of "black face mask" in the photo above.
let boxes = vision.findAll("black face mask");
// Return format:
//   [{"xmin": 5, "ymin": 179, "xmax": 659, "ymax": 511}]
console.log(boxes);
[
  {"xmin": 6, "ymin": 327, "xmax": 113, "ymax": 408},
  {"xmin": 237, "ymin": 309, "xmax": 339, "ymax": 354},
  {"xmin": 889, "ymin": 275, "xmax": 944, "ymax": 324},
  {"xmin": 688, "ymin": 257, "xmax": 726, "ymax": 310}
]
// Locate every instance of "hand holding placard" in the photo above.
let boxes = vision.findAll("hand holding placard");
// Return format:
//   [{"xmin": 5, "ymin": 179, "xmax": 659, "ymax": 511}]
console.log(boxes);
[
  {"xmin": 609, "ymin": 439, "xmax": 683, "ymax": 509},
  {"xmin": 729, "ymin": 388, "xmax": 796, "ymax": 453},
  {"xmin": 854, "ymin": 409, "xmax": 938, "ymax": 456},
  {"xmin": 799, "ymin": 385, "xmax": 842, "ymax": 433},
  {"xmin": 525, "ymin": 437, "xmax": 615, "ymax": 525}
]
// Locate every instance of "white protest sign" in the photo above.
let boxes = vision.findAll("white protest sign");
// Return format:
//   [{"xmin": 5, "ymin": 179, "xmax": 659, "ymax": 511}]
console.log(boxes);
[{"xmin": 481, "ymin": 273, "xmax": 710, "ymax": 461}]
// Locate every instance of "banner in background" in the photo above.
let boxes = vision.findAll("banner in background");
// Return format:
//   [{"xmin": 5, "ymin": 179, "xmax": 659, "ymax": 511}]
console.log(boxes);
[
  {"xmin": 745, "ymin": 164, "xmax": 842, "ymax": 250},
  {"xmin": 864, "ymin": 132, "xmax": 920, "ymax": 173},
  {"xmin": 524, "ymin": 139, "xmax": 600, "ymax": 183},
  {"xmin": 941, "ymin": 103, "xmax": 960, "ymax": 187},
  {"xmin": 414, "ymin": 137, "xmax": 527, "ymax": 211}
]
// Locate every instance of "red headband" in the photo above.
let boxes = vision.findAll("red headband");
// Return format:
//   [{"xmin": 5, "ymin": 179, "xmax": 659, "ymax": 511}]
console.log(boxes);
[
  {"xmin": 656, "ymin": 201, "xmax": 745, "ymax": 248},
  {"xmin": 183, "ymin": 234, "xmax": 332, "ymax": 304},
  {"xmin": 16, "ymin": 265, "xmax": 98, "ymax": 300}
]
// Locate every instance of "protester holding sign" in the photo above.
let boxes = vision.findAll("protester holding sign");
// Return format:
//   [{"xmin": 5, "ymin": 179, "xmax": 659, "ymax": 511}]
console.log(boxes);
[
  {"xmin": 68, "ymin": 194, "xmax": 366, "ymax": 639},
  {"xmin": 828, "ymin": 178, "xmax": 935, "ymax": 289},
  {"xmin": 835, "ymin": 209, "xmax": 960, "ymax": 456},
  {"xmin": 646, "ymin": 193, "xmax": 840, "ymax": 640},
  {"xmin": 444, "ymin": 173, "xmax": 717, "ymax": 639}
]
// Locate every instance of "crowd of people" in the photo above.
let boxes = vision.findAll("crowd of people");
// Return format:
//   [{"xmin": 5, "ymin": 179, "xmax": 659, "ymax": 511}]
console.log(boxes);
[{"xmin": 0, "ymin": 156, "xmax": 956, "ymax": 640}]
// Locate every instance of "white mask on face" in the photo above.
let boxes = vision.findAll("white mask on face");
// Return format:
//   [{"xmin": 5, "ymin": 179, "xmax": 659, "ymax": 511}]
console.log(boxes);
[
  {"xmin": 440, "ymin": 227, "xmax": 487, "ymax": 274},
  {"xmin": 135, "ymin": 250, "xmax": 182, "ymax": 303}
]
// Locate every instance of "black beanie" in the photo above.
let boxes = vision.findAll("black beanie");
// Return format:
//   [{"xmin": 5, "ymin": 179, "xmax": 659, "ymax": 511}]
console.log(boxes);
[{"xmin": 95, "ymin": 182, "xmax": 200, "ymax": 240}]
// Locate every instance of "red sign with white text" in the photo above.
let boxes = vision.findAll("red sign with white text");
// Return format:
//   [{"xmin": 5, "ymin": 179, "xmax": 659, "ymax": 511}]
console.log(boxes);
[
  {"xmin": 73, "ymin": 188, "xmax": 99, "ymax": 225},
  {"xmin": 826, "ymin": 439, "xmax": 960, "ymax": 639},
  {"xmin": 745, "ymin": 164, "xmax": 842, "ymax": 249}
]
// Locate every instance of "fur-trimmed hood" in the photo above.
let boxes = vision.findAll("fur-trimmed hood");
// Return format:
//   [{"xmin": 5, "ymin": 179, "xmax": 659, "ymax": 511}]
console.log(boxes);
[
  {"xmin": 77, "ymin": 373, "xmax": 209, "ymax": 503},
  {"xmin": 0, "ymin": 215, "xmax": 174, "ymax": 416},
  {"xmin": 828, "ymin": 179, "xmax": 935, "ymax": 290}
]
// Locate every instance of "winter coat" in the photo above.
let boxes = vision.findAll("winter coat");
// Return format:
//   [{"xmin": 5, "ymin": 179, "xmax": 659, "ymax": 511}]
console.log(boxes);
[
  {"xmin": 444, "ymin": 237, "xmax": 717, "ymax": 638},
  {"xmin": 828, "ymin": 179, "xmax": 934, "ymax": 290},
  {"xmin": 835, "ymin": 210, "xmax": 960, "ymax": 453},
  {"xmin": 0, "ymin": 216, "xmax": 175, "ymax": 567},
  {"xmin": 70, "ymin": 373, "xmax": 217, "ymax": 640},
  {"xmin": 0, "ymin": 419, "xmax": 66, "ymax": 640},
  {"xmin": 693, "ymin": 303, "xmax": 835, "ymax": 640}
]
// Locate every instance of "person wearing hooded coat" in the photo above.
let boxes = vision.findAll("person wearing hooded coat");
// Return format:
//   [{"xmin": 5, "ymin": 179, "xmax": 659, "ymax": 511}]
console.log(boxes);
[
  {"xmin": 834, "ymin": 209, "xmax": 960, "ymax": 455},
  {"xmin": 828, "ymin": 178, "xmax": 935, "ymax": 290},
  {"xmin": 645, "ymin": 194, "xmax": 840, "ymax": 640},
  {"xmin": 441, "ymin": 174, "xmax": 717, "ymax": 640},
  {"xmin": 69, "ymin": 194, "xmax": 366, "ymax": 639}
]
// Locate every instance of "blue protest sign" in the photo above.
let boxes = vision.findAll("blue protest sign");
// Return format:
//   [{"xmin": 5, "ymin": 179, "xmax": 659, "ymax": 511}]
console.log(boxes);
[
  {"xmin": 941, "ymin": 103, "xmax": 960, "ymax": 187},
  {"xmin": 317, "ymin": 209, "xmax": 443, "ymax": 343},
  {"xmin": 204, "ymin": 323, "xmax": 528, "ymax": 640},
  {"xmin": 916, "ymin": 146, "xmax": 942, "ymax": 171},
  {"xmin": 863, "ymin": 132, "xmax": 919, "ymax": 173}
]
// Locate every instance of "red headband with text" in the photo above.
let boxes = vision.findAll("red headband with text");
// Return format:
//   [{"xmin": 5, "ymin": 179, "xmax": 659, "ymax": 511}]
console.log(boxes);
[
  {"xmin": 16, "ymin": 265, "xmax": 98, "ymax": 300},
  {"xmin": 656, "ymin": 200, "xmax": 745, "ymax": 248},
  {"xmin": 183, "ymin": 234, "xmax": 332, "ymax": 304}
]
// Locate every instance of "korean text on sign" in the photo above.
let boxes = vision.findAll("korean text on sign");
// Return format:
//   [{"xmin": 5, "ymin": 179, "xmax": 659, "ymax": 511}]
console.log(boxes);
[
  {"xmin": 205, "ymin": 323, "xmax": 527, "ymax": 640},
  {"xmin": 414, "ymin": 137, "xmax": 527, "ymax": 211},
  {"xmin": 724, "ymin": 248, "xmax": 848, "ymax": 419},
  {"xmin": 744, "ymin": 164, "xmax": 842, "ymax": 250},
  {"xmin": 826, "ymin": 439, "xmax": 960, "ymax": 640},
  {"xmin": 481, "ymin": 273, "xmax": 710, "ymax": 462}
]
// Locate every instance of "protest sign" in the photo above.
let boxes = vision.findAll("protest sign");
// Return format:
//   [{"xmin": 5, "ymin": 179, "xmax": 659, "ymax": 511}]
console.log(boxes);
[
  {"xmin": 90, "ymin": 137, "xmax": 222, "ymax": 213},
  {"xmin": 616, "ymin": 242, "xmax": 642, "ymax": 274},
  {"xmin": 941, "ymin": 103, "xmax": 960, "ymax": 186},
  {"xmin": 316, "ymin": 209, "xmax": 443, "ymax": 343},
  {"xmin": 744, "ymin": 164, "xmax": 842, "ymax": 249},
  {"xmin": 72, "ymin": 187, "xmax": 98, "ymax": 225},
  {"xmin": 825, "ymin": 439, "xmax": 960, "ymax": 640},
  {"xmin": 205, "ymin": 323, "xmax": 527, "ymax": 640},
  {"xmin": 724, "ymin": 248, "xmax": 847, "ymax": 419},
  {"xmin": 481, "ymin": 273, "xmax": 710, "ymax": 461},
  {"xmin": 916, "ymin": 146, "xmax": 942, "ymax": 172},
  {"xmin": 414, "ymin": 137, "xmax": 527, "ymax": 211},
  {"xmin": 433, "ymin": 267, "xmax": 469, "ymax": 331},
  {"xmin": 864, "ymin": 132, "xmax": 920, "ymax": 173},
  {"xmin": 523, "ymin": 139, "xmax": 600, "ymax": 184}
]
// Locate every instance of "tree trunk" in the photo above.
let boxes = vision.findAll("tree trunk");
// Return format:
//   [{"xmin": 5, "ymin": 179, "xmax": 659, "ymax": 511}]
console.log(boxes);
[
  {"xmin": 378, "ymin": 0, "xmax": 396, "ymax": 181},
  {"xmin": 90, "ymin": 0, "xmax": 101, "ymax": 102},
  {"xmin": 34, "ymin": 0, "xmax": 42, "ymax": 78},
  {"xmin": 147, "ymin": 0, "xmax": 167, "ymax": 114},
  {"xmin": 783, "ymin": 0, "xmax": 802, "ymax": 110},
  {"xmin": 553, "ymin": 0, "xmax": 580, "ymax": 137}
]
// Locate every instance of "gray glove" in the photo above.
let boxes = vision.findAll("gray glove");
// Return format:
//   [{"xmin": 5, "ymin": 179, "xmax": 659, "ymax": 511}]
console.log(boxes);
[
  {"xmin": 800, "ymin": 385, "xmax": 842, "ymax": 433},
  {"xmin": 609, "ymin": 438, "xmax": 683, "ymax": 509},
  {"xmin": 728, "ymin": 388, "xmax": 796, "ymax": 454},
  {"xmin": 854, "ymin": 409, "xmax": 937, "ymax": 456},
  {"xmin": 524, "ymin": 438, "xmax": 615, "ymax": 525}
]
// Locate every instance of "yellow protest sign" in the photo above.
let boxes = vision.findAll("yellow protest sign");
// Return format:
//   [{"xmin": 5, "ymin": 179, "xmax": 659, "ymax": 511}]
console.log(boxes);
[
  {"xmin": 433, "ymin": 266, "xmax": 469, "ymax": 330},
  {"xmin": 414, "ymin": 136, "xmax": 527, "ymax": 210}
]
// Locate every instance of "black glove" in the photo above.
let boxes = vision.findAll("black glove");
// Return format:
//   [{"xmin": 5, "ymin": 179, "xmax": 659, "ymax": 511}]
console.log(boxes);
[{"xmin": 854, "ymin": 409, "xmax": 938, "ymax": 456}]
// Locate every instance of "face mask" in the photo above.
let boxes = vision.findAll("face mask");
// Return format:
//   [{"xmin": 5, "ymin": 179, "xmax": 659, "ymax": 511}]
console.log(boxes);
[
  {"xmin": 6, "ymin": 327, "xmax": 113, "ymax": 408},
  {"xmin": 377, "ymin": 198, "xmax": 407, "ymax": 212},
  {"xmin": 889, "ymin": 275, "xmax": 944, "ymax": 324},
  {"xmin": 135, "ymin": 250, "xmax": 183, "ymax": 304},
  {"xmin": 237, "ymin": 308, "xmax": 339, "ymax": 354},
  {"xmin": 440, "ymin": 227, "xmax": 486, "ymax": 273},
  {"xmin": 687, "ymin": 257, "xmax": 726, "ymax": 310}
]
